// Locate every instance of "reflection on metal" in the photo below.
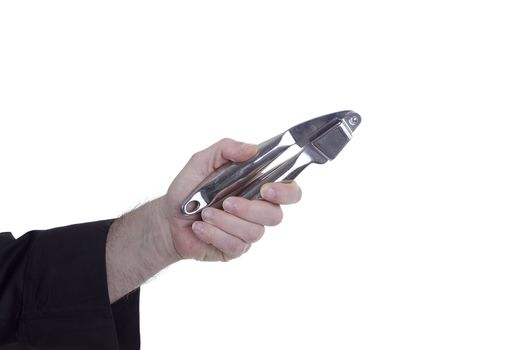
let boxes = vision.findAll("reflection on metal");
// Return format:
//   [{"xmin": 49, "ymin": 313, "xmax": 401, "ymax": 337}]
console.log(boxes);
[{"xmin": 181, "ymin": 110, "xmax": 362, "ymax": 216}]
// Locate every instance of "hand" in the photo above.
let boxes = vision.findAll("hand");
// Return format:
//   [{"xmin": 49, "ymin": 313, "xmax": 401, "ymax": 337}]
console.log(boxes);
[{"xmin": 160, "ymin": 138, "xmax": 302, "ymax": 262}]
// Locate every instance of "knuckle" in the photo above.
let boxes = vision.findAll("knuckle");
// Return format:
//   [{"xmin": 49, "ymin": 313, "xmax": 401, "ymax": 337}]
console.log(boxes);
[
  {"xmin": 219, "ymin": 137, "xmax": 235, "ymax": 146},
  {"xmin": 189, "ymin": 150, "xmax": 203, "ymax": 163}
]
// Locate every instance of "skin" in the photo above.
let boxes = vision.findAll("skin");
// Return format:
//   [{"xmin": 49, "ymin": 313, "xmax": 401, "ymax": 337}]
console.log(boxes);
[{"xmin": 106, "ymin": 138, "xmax": 302, "ymax": 303}]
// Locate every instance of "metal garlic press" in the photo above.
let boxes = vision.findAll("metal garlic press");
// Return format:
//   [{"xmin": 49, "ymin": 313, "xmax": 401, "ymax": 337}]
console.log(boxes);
[{"xmin": 181, "ymin": 110, "xmax": 362, "ymax": 216}]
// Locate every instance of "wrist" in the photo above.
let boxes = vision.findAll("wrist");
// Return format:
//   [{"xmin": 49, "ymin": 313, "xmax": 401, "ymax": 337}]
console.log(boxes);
[
  {"xmin": 148, "ymin": 195, "xmax": 182, "ymax": 264},
  {"xmin": 106, "ymin": 195, "xmax": 180, "ymax": 303}
]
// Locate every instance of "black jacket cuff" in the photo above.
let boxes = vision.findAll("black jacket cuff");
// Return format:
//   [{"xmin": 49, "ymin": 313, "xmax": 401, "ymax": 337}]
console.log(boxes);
[{"xmin": 1, "ymin": 219, "xmax": 141, "ymax": 350}]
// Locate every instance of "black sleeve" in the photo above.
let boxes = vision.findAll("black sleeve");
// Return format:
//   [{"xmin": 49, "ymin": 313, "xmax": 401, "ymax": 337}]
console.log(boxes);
[{"xmin": 0, "ymin": 219, "xmax": 141, "ymax": 350}]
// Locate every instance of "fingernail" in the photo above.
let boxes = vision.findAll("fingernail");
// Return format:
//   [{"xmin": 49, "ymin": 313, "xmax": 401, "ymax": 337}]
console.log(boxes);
[
  {"xmin": 223, "ymin": 198, "xmax": 236, "ymax": 212},
  {"xmin": 201, "ymin": 208, "xmax": 212, "ymax": 221},
  {"xmin": 192, "ymin": 221, "xmax": 204, "ymax": 234},
  {"xmin": 261, "ymin": 186, "xmax": 275, "ymax": 200}
]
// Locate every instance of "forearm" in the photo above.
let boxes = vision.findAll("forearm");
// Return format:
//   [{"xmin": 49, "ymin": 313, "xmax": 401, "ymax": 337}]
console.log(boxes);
[{"xmin": 105, "ymin": 195, "xmax": 179, "ymax": 304}]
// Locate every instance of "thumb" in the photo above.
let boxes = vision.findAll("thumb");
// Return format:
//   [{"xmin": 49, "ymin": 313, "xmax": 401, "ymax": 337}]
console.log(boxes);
[{"xmin": 193, "ymin": 138, "xmax": 258, "ymax": 174}]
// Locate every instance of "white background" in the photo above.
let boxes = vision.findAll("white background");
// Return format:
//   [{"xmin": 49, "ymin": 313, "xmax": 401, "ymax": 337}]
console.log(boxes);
[{"xmin": 1, "ymin": 1, "xmax": 524, "ymax": 349}]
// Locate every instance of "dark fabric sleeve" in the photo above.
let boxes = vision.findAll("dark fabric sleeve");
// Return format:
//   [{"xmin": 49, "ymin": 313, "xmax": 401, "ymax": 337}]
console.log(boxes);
[{"xmin": 0, "ymin": 219, "xmax": 141, "ymax": 350}]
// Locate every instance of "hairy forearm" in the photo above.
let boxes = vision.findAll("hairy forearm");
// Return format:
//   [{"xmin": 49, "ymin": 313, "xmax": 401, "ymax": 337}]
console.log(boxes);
[{"xmin": 105, "ymin": 195, "xmax": 179, "ymax": 304}]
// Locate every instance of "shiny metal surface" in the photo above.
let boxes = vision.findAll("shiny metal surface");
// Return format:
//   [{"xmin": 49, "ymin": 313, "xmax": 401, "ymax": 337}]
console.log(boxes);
[
  {"xmin": 238, "ymin": 119, "xmax": 354, "ymax": 200},
  {"xmin": 181, "ymin": 110, "xmax": 361, "ymax": 216}
]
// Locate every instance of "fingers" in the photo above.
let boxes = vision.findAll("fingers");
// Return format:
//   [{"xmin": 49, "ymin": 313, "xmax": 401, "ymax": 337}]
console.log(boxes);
[
  {"xmin": 189, "ymin": 182, "xmax": 303, "ymax": 260},
  {"xmin": 201, "ymin": 208, "xmax": 265, "ymax": 243},
  {"xmin": 223, "ymin": 197, "xmax": 283, "ymax": 226},
  {"xmin": 191, "ymin": 199, "xmax": 275, "ymax": 260},
  {"xmin": 192, "ymin": 220, "xmax": 251, "ymax": 260},
  {"xmin": 180, "ymin": 139, "xmax": 303, "ymax": 262},
  {"xmin": 193, "ymin": 206, "xmax": 267, "ymax": 259},
  {"xmin": 260, "ymin": 181, "xmax": 302, "ymax": 205}
]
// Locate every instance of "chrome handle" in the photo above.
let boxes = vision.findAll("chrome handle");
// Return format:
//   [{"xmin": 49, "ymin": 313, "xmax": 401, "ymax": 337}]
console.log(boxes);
[
  {"xmin": 181, "ymin": 132, "xmax": 296, "ymax": 215},
  {"xmin": 238, "ymin": 151, "xmax": 313, "ymax": 200}
]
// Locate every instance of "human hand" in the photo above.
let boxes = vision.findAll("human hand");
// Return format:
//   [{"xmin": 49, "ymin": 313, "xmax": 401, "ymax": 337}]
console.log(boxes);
[{"xmin": 160, "ymin": 138, "xmax": 302, "ymax": 262}]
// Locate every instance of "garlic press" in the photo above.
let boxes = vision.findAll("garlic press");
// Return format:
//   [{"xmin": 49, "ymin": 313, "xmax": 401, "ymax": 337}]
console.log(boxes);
[{"xmin": 181, "ymin": 110, "xmax": 362, "ymax": 216}]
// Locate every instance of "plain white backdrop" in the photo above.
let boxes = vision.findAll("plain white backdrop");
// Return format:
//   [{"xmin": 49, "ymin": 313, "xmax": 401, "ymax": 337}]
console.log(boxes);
[{"xmin": 1, "ymin": 1, "xmax": 524, "ymax": 349}]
